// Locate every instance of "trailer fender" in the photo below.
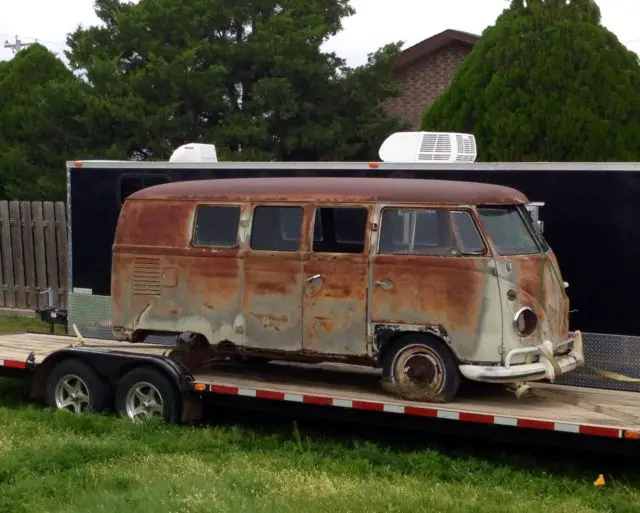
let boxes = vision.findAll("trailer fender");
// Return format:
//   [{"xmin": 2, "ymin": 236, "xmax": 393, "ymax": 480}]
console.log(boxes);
[{"xmin": 30, "ymin": 348, "xmax": 193, "ymax": 401}]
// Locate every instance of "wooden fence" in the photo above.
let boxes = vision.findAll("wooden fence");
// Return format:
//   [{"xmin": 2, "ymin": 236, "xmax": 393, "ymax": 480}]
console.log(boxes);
[{"xmin": 0, "ymin": 201, "xmax": 68, "ymax": 312}]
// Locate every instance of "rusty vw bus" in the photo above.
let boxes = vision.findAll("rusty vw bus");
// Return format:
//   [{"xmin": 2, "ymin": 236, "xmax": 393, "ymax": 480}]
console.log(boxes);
[{"xmin": 110, "ymin": 176, "xmax": 584, "ymax": 402}]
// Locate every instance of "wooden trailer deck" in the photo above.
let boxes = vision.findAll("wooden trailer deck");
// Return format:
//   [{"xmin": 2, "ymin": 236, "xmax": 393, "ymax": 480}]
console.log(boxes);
[
  {"xmin": 1, "ymin": 332, "xmax": 640, "ymax": 439},
  {"xmin": 0, "ymin": 332, "xmax": 171, "ymax": 364}
]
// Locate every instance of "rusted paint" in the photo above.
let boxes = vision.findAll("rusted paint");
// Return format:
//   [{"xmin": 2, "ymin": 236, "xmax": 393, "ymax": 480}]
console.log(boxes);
[
  {"xmin": 115, "ymin": 199, "xmax": 193, "ymax": 248},
  {"xmin": 303, "ymin": 253, "xmax": 369, "ymax": 356},
  {"xmin": 128, "ymin": 177, "xmax": 529, "ymax": 206},
  {"xmin": 495, "ymin": 251, "xmax": 569, "ymax": 356},
  {"xmin": 242, "ymin": 252, "xmax": 303, "ymax": 352},
  {"xmin": 111, "ymin": 175, "xmax": 572, "ymax": 382},
  {"xmin": 370, "ymin": 254, "xmax": 503, "ymax": 362}
]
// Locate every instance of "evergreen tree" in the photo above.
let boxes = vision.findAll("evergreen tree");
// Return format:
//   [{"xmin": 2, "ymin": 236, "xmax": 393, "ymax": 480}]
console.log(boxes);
[{"xmin": 421, "ymin": 0, "xmax": 640, "ymax": 161}]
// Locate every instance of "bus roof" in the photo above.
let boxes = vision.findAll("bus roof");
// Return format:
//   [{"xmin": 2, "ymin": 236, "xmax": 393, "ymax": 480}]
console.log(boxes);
[{"xmin": 129, "ymin": 177, "xmax": 529, "ymax": 205}]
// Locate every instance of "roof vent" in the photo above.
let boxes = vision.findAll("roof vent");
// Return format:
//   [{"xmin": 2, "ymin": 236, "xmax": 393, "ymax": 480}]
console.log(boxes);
[
  {"xmin": 169, "ymin": 143, "xmax": 218, "ymax": 163},
  {"xmin": 379, "ymin": 132, "xmax": 477, "ymax": 163}
]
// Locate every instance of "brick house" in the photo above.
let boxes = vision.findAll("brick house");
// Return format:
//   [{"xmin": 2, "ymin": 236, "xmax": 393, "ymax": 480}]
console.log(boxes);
[{"xmin": 385, "ymin": 29, "xmax": 479, "ymax": 129}]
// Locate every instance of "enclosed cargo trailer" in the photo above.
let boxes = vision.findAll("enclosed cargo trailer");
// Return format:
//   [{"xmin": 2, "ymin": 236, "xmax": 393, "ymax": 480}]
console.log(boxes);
[{"xmin": 61, "ymin": 134, "xmax": 640, "ymax": 392}]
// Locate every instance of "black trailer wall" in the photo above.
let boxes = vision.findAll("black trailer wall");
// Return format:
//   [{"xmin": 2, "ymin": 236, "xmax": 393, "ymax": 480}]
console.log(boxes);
[{"xmin": 69, "ymin": 165, "xmax": 640, "ymax": 337}]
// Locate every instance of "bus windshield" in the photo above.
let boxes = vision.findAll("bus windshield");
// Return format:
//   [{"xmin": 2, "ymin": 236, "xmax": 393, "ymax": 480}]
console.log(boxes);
[{"xmin": 477, "ymin": 206, "xmax": 542, "ymax": 256}]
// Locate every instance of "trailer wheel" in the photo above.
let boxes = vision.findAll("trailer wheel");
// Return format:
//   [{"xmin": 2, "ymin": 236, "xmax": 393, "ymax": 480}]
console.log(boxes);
[
  {"xmin": 45, "ymin": 358, "xmax": 112, "ymax": 414},
  {"xmin": 382, "ymin": 335, "xmax": 460, "ymax": 403},
  {"xmin": 115, "ymin": 366, "xmax": 180, "ymax": 423}
]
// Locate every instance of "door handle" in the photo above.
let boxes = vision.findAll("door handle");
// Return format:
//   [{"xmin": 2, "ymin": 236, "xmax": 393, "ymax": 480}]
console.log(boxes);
[
  {"xmin": 374, "ymin": 279, "xmax": 393, "ymax": 290},
  {"xmin": 306, "ymin": 274, "xmax": 322, "ymax": 283}
]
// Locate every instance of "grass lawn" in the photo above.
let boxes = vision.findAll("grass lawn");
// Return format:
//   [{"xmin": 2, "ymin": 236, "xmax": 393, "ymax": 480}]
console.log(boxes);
[{"xmin": 1, "ymin": 316, "xmax": 640, "ymax": 512}]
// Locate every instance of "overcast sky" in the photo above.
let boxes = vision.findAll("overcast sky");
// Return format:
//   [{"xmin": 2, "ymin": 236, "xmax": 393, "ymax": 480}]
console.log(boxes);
[{"xmin": 1, "ymin": 0, "xmax": 639, "ymax": 65}]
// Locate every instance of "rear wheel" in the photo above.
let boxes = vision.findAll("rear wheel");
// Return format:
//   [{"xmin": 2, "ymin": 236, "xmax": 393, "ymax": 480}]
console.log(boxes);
[
  {"xmin": 45, "ymin": 359, "xmax": 112, "ymax": 414},
  {"xmin": 115, "ymin": 366, "xmax": 180, "ymax": 423},
  {"xmin": 382, "ymin": 335, "xmax": 461, "ymax": 403}
]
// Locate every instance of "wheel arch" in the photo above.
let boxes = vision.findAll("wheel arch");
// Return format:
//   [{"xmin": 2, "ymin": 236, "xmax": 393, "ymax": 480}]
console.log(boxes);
[
  {"xmin": 31, "ymin": 348, "xmax": 192, "ymax": 400},
  {"xmin": 373, "ymin": 323, "xmax": 462, "ymax": 365}
]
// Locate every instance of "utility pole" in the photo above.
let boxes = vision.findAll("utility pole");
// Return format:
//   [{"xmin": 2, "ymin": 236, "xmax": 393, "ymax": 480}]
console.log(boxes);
[{"xmin": 3, "ymin": 35, "xmax": 33, "ymax": 54}]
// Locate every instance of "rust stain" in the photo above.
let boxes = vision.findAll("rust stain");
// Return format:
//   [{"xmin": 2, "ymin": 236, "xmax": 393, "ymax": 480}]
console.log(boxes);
[
  {"xmin": 248, "ymin": 312, "xmax": 290, "ymax": 324},
  {"xmin": 111, "ymin": 174, "xmax": 571, "ymax": 376},
  {"xmin": 371, "ymin": 255, "xmax": 485, "ymax": 329},
  {"xmin": 242, "ymin": 252, "xmax": 303, "ymax": 351},
  {"xmin": 303, "ymin": 252, "xmax": 368, "ymax": 356},
  {"xmin": 128, "ymin": 176, "xmax": 529, "ymax": 206}
]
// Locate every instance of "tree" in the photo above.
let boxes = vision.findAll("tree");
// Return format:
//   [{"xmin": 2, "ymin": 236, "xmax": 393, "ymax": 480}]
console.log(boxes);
[
  {"xmin": 66, "ymin": 0, "xmax": 406, "ymax": 162},
  {"xmin": 0, "ymin": 44, "xmax": 99, "ymax": 200},
  {"xmin": 421, "ymin": 0, "xmax": 640, "ymax": 161}
]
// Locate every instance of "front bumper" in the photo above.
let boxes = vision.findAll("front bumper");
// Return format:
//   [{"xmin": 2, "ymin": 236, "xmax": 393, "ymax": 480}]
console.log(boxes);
[{"xmin": 458, "ymin": 331, "xmax": 584, "ymax": 383}]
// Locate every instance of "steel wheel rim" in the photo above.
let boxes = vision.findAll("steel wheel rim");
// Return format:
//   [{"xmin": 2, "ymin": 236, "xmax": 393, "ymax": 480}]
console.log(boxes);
[
  {"xmin": 125, "ymin": 381, "xmax": 164, "ymax": 421},
  {"xmin": 396, "ymin": 346, "xmax": 446, "ymax": 392},
  {"xmin": 54, "ymin": 374, "xmax": 91, "ymax": 413}
]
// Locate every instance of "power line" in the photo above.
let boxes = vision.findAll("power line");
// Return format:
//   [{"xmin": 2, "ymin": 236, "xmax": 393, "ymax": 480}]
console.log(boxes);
[{"xmin": 3, "ymin": 35, "xmax": 34, "ymax": 54}]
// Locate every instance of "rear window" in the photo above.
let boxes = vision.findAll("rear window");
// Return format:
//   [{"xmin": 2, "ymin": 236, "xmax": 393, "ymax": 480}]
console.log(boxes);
[
  {"xmin": 477, "ymin": 206, "xmax": 540, "ymax": 256},
  {"xmin": 192, "ymin": 205, "xmax": 241, "ymax": 247}
]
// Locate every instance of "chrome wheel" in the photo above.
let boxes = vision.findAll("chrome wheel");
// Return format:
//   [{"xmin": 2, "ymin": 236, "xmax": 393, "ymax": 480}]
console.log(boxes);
[
  {"xmin": 125, "ymin": 381, "xmax": 164, "ymax": 421},
  {"xmin": 54, "ymin": 374, "xmax": 91, "ymax": 413}
]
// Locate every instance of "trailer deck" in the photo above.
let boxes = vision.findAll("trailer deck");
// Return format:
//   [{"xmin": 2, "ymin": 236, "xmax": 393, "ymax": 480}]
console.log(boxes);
[{"xmin": 1, "ymin": 332, "xmax": 640, "ymax": 440}]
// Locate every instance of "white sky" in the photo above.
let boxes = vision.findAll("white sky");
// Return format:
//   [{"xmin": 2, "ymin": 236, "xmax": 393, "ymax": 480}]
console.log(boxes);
[{"xmin": 1, "ymin": 0, "xmax": 639, "ymax": 65}]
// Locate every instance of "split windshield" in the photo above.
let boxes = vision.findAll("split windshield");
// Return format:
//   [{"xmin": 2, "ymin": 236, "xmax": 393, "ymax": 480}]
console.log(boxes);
[{"xmin": 477, "ymin": 206, "xmax": 545, "ymax": 256}]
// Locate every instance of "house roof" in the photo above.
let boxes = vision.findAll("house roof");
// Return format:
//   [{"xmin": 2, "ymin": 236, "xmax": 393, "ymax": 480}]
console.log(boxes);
[{"xmin": 394, "ymin": 29, "xmax": 480, "ymax": 70}]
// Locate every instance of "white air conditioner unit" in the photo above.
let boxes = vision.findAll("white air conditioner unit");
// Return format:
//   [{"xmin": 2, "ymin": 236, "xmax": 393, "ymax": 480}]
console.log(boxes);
[
  {"xmin": 169, "ymin": 143, "xmax": 218, "ymax": 163},
  {"xmin": 379, "ymin": 131, "xmax": 477, "ymax": 163}
]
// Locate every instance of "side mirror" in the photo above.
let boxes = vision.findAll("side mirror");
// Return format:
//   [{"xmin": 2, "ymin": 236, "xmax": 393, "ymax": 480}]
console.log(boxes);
[{"xmin": 526, "ymin": 202, "xmax": 545, "ymax": 235}]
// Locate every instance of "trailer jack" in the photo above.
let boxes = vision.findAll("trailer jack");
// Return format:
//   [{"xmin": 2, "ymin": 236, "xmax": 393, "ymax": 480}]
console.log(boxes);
[{"xmin": 35, "ymin": 288, "xmax": 68, "ymax": 334}]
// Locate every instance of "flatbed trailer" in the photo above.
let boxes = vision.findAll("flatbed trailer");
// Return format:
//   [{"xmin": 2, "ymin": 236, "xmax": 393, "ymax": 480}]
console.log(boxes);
[{"xmin": 1, "ymin": 332, "xmax": 640, "ymax": 445}]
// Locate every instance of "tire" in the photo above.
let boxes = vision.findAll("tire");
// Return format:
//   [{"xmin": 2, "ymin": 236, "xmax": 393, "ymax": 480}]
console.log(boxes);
[
  {"xmin": 115, "ymin": 366, "xmax": 180, "ymax": 423},
  {"xmin": 381, "ymin": 335, "xmax": 461, "ymax": 403},
  {"xmin": 45, "ymin": 358, "xmax": 112, "ymax": 414}
]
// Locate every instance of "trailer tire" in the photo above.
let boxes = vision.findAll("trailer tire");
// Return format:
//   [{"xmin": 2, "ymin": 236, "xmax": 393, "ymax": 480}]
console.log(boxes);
[
  {"xmin": 115, "ymin": 366, "xmax": 180, "ymax": 423},
  {"xmin": 382, "ymin": 335, "xmax": 460, "ymax": 403},
  {"xmin": 45, "ymin": 358, "xmax": 112, "ymax": 414}
]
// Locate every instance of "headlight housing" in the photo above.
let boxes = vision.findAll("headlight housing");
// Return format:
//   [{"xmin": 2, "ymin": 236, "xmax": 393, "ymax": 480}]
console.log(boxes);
[{"xmin": 513, "ymin": 307, "xmax": 538, "ymax": 337}]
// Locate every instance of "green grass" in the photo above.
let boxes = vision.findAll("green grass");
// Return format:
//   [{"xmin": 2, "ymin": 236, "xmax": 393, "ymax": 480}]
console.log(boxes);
[
  {"xmin": 0, "ymin": 314, "xmax": 66, "ymax": 335},
  {"xmin": 1, "ymin": 316, "xmax": 640, "ymax": 512}
]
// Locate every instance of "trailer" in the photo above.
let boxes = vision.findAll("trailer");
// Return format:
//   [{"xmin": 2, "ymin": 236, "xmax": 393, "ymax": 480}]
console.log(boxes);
[
  {"xmin": 61, "ymin": 146, "xmax": 640, "ymax": 395},
  {"xmin": 7, "ymin": 130, "xmax": 631, "ymax": 440},
  {"xmin": 2, "ymin": 330, "xmax": 640, "ymax": 446}
]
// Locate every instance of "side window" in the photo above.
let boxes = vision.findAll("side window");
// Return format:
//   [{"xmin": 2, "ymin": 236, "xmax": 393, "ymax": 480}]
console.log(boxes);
[
  {"xmin": 312, "ymin": 207, "xmax": 368, "ymax": 254},
  {"xmin": 450, "ymin": 211, "xmax": 486, "ymax": 255},
  {"xmin": 250, "ymin": 205, "xmax": 303, "ymax": 251},
  {"xmin": 379, "ymin": 208, "xmax": 455, "ymax": 255},
  {"xmin": 118, "ymin": 173, "xmax": 170, "ymax": 205},
  {"xmin": 192, "ymin": 205, "xmax": 241, "ymax": 247}
]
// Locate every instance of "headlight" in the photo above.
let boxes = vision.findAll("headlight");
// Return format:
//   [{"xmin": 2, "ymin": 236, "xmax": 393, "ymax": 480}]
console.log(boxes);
[{"xmin": 513, "ymin": 307, "xmax": 537, "ymax": 337}]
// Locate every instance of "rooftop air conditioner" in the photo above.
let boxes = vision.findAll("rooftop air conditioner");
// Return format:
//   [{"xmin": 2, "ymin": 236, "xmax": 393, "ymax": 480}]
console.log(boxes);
[
  {"xmin": 379, "ymin": 131, "xmax": 477, "ymax": 163},
  {"xmin": 169, "ymin": 143, "xmax": 218, "ymax": 163}
]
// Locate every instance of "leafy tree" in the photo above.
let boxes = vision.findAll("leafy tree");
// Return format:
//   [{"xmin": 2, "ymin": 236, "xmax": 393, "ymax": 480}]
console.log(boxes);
[
  {"xmin": 421, "ymin": 0, "xmax": 640, "ymax": 161},
  {"xmin": 0, "ymin": 44, "xmax": 99, "ymax": 199},
  {"xmin": 66, "ymin": 0, "xmax": 406, "ymax": 162}
]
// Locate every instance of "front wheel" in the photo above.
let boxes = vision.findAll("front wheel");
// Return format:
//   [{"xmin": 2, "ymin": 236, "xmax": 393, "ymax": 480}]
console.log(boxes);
[
  {"xmin": 115, "ymin": 366, "xmax": 180, "ymax": 423},
  {"xmin": 382, "ymin": 336, "xmax": 461, "ymax": 403}
]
